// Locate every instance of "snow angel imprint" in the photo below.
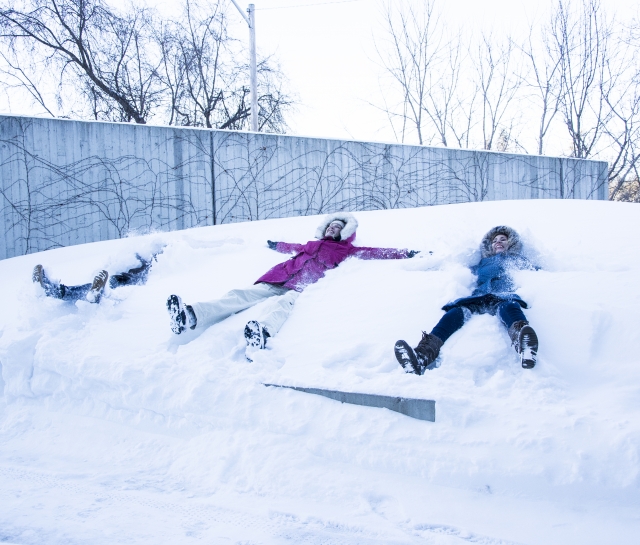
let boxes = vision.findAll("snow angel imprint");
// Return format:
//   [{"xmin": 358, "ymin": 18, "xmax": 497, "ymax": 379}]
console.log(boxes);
[
  {"xmin": 167, "ymin": 212, "xmax": 419, "ymax": 361},
  {"xmin": 394, "ymin": 226, "xmax": 540, "ymax": 373}
]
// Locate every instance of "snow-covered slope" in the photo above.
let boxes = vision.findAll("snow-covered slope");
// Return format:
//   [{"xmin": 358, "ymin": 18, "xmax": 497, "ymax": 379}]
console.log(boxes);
[{"xmin": 0, "ymin": 199, "xmax": 639, "ymax": 544}]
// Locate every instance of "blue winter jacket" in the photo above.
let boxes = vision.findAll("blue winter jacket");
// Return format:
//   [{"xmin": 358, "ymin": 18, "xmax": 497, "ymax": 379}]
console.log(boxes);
[
  {"xmin": 471, "ymin": 253, "xmax": 534, "ymax": 296},
  {"xmin": 442, "ymin": 252, "xmax": 535, "ymax": 312}
]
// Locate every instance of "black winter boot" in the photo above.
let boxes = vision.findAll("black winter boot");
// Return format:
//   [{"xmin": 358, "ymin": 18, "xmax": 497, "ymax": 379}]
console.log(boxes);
[
  {"xmin": 508, "ymin": 320, "xmax": 538, "ymax": 369},
  {"xmin": 394, "ymin": 332, "xmax": 444, "ymax": 375},
  {"xmin": 244, "ymin": 320, "xmax": 270, "ymax": 362}
]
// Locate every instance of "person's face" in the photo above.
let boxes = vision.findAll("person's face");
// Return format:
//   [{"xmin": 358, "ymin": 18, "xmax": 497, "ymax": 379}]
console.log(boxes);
[
  {"xmin": 325, "ymin": 222, "xmax": 343, "ymax": 238},
  {"xmin": 492, "ymin": 234, "xmax": 509, "ymax": 254}
]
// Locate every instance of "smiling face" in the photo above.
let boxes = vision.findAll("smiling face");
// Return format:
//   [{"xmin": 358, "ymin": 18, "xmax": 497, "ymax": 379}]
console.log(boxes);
[
  {"xmin": 491, "ymin": 234, "xmax": 509, "ymax": 254},
  {"xmin": 325, "ymin": 221, "xmax": 344, "ymax": 239}
]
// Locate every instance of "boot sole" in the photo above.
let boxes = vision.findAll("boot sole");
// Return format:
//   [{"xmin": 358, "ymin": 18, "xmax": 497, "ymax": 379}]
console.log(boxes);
[
  {"xmin": 244, "ymin": 320, "xmax": 266, "ymax": 349},
  {"xmin": 519, "ymin": 326, "xmax": 538, "ymax": 369},
  {"xmin": 166, "ymin": 294, "xmax": 186, "ymax": 334},
  {"xmin": 244, "ymin": 320, "xmax": 266, "ymax": 362},
  {"xmin": 394, "ymin": 340, "xmax": 422, "ymax": 375}
]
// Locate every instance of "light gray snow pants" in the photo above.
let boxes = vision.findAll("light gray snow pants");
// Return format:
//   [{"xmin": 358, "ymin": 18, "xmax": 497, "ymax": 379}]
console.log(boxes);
[{"xmin": 191, "ymin": 283, "xmax": 300, "ymax": 336}]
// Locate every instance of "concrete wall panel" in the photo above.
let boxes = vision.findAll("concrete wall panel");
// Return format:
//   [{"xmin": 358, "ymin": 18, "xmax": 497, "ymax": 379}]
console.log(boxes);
[{"xmin": 0, "ymin": 115, "xmax": 608, "ymax": 260}]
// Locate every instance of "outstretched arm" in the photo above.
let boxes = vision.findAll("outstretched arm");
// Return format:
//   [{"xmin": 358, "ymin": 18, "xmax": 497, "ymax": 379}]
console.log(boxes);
[
  {"xmin": 267, "ymin": 240, "xmax": 305, "ymax": 254},
  {"xmin": 516, "ymin": 255, "xmax": 541, "ymax": 271},
  {"xmin": 350, "ymin": 246, "xmax": 419, "ymax": 260}
]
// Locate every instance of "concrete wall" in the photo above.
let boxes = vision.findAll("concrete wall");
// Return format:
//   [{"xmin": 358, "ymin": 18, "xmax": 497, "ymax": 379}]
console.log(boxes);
[{"xmin": 0, "ymin": 115, "xmax": 608, "ymax": 259}]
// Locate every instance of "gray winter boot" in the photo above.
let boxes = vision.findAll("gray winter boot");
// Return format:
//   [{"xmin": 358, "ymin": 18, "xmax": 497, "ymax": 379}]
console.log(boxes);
[
  {"xmin": 32, "ymin": 264, "xmax": 64, "ymax": 298},
  {"xmin": 394, "ymin": 332, "xmax": 444, "ymax": 375},
  {"xmin": 86, "ymin": 270, "xmax": 109, "ymax": 303},
  {"xmin": 508, "ymin": 320, "xmax": 538, "ymax": 369},
  {"xmin": 32, "ymin": 264, "xmax": 45, "ymax": 287}
]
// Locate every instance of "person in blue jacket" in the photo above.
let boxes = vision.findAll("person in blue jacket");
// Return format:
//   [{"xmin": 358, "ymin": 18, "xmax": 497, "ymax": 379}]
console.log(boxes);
[
  {"xmin": 32, "ymin": 253, "xmax": 157, "ymax": 304},
  {"xmin": 394, "ymin": 225, "xmax": 539, "ymax": 373}
]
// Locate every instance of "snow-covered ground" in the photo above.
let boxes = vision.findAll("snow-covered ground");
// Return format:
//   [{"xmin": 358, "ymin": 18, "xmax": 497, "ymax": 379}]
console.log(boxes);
[{"xmin": 0, "ymin": 199, "xmax": 639, "ymax": 544}]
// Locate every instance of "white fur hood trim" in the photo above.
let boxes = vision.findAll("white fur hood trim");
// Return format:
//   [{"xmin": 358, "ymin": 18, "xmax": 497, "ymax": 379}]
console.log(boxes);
[{"xmin": 315, "ymin": 212, "xmax": 358, "ymax": 241}]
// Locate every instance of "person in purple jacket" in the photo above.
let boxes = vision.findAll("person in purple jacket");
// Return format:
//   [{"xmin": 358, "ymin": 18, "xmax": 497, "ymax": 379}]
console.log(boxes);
[{"xmin": 166, "ymin": 212, "xmax": 418, "ymax": 360}]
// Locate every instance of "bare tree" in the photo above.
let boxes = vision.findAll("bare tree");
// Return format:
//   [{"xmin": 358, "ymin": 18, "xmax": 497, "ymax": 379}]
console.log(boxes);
[
  {"xmin": 375, "ymin": 0, "xmax": 640, "ymax": 201},
  {"xmin": 550, "ymin": 0, "xmax": 612, "ymax": 159},
  {"xmin": 440, "ymin": 42, "xmax": 475, "ymax": 149},
  {"xmin": 376, "ymin": 0, "xmax": 523, "ymax": 152},
  {"xmin": 473, "ymin": 33, "xmax": 522, "ymax": 151},
  {"xmin": 603, "ymin": 8, "xmax": 640, "ymax": 200},
  {"xmin": 423, "ymin": 29, "xmax": 467, "ymax": 148},
  {"xmin": 605, "ymin": 42, "xmax": 640, "ymax": 200},
  {"xmin": 154, "ymin": 0, "xmax": 292, "ymax": 132},
  {"xmin": 0, "ymin": 42, "xmax": 57, "ymax": 117},
  {"xmin": 0, "ymin": 0, "xmax": 293, "ymax": 131},
  {"xmin": 545, "ymin": 0, "xmax": 640, "ymax": 199},
  {"xmin": 0, "ymin": 0, "xmax": 163, "ymax": 123},
  {"xmin": 158, "ymin": 0, "xmax": 238, "ymax": 129},
  {"xmin": 234, "ymin": 55, "xmax": 293, "ymax": 133},
  {"xmin": 520, "ymin": 22, "xmax": 563, "ymax": 155},
  {"xmin": 376, "ymin": 0, "xmax": 451, "ymax": 145}
]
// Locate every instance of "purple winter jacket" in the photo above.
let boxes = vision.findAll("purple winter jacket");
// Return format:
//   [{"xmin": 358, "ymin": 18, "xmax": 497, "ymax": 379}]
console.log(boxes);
[{"xmin": 255, "ymin": 232, "xmax": 411, "ymax": 291}]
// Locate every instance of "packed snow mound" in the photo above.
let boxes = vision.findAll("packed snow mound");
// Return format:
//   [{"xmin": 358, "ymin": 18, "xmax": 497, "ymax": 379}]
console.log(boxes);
[{"xmin": 0, "ymin": 199, "xmax": 639, "ymax": 545}]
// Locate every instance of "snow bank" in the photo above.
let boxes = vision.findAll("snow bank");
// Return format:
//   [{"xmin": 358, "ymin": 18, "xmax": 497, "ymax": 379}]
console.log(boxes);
[{"xmin": 0, "ymin": 199, "xmax": 639, "ymax": 544}]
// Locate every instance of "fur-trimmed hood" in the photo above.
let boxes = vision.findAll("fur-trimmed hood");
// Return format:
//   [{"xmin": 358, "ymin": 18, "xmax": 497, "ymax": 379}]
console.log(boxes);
[
  {"xmin": 480, "ymin": 225, "xmax": 523, "ymax": 258},
  {"xmin": 314, "ymin": 212, "xmax": 358, "ymax": 241}
]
